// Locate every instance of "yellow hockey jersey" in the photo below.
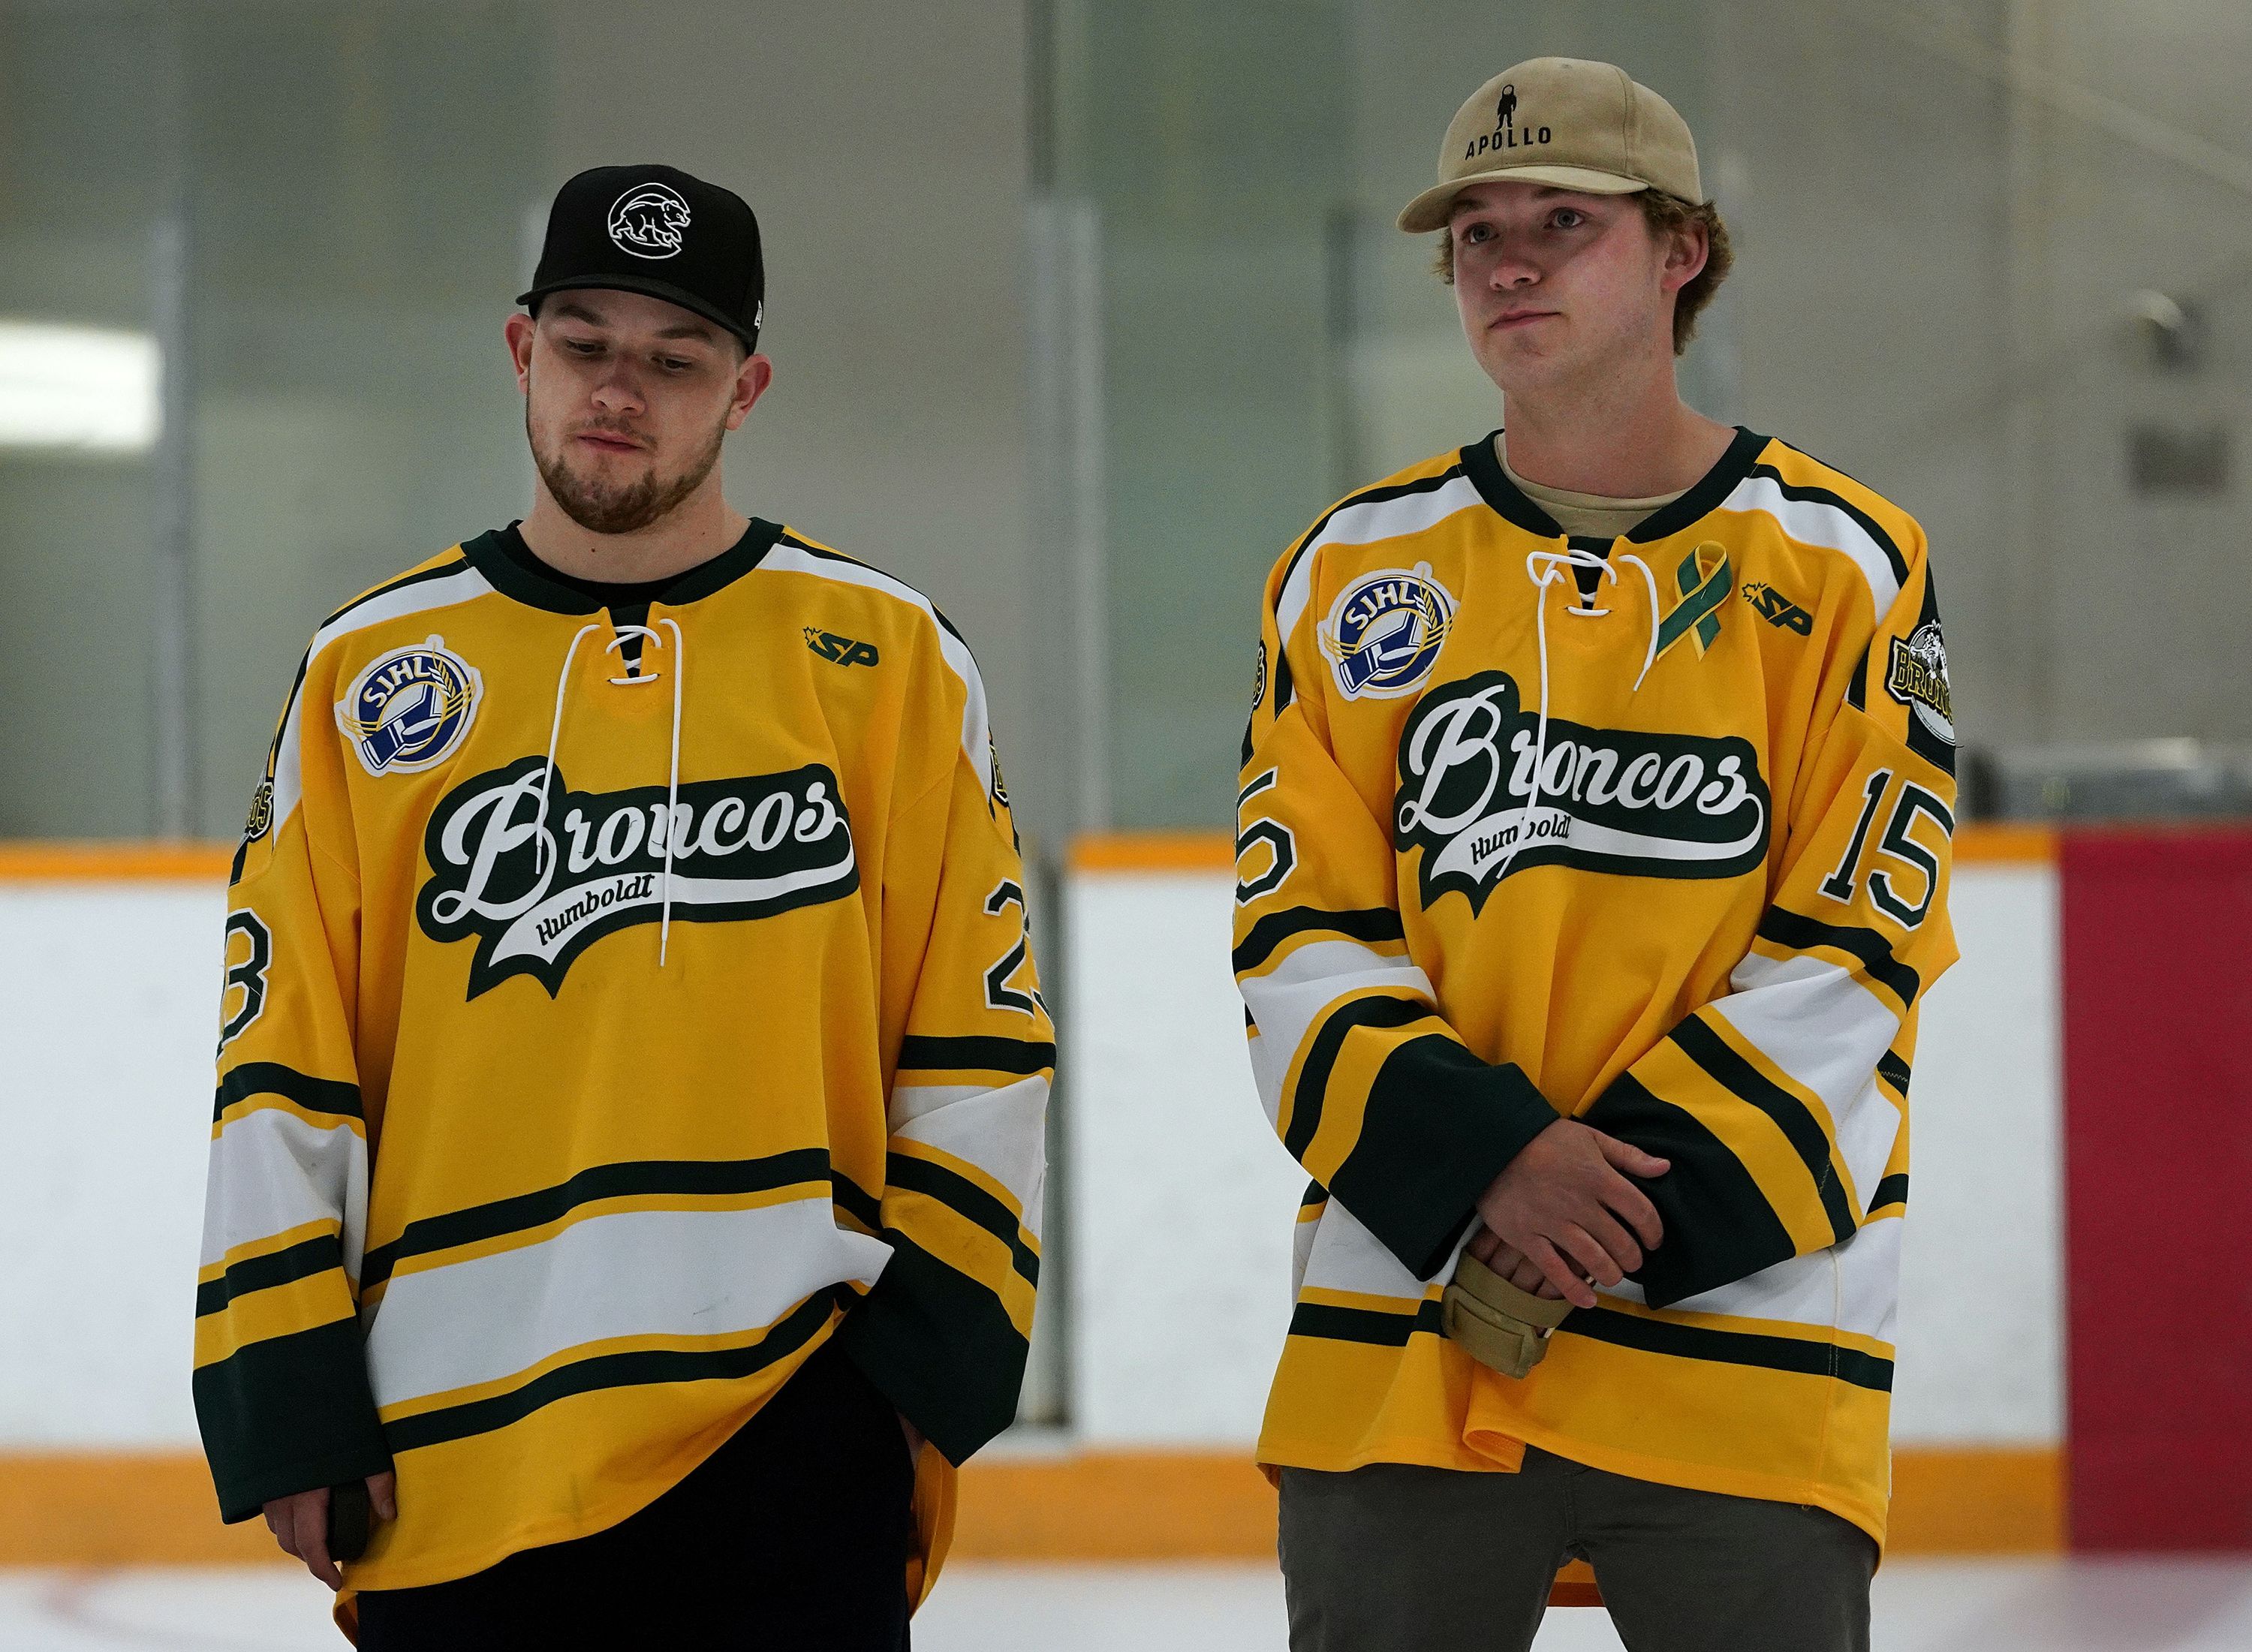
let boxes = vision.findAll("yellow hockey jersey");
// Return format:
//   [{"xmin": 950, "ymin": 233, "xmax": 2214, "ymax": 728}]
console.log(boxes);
[
  {"xmin": 1234, "ymin": 429, "xmax": 1957, "ymax": 1547},
  {"xmin": 194, "ymin": 519, "xmax": 1052, "ymax": 1618}
]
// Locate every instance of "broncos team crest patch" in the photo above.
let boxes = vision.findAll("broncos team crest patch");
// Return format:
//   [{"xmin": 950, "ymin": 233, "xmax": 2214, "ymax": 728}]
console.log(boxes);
[
  {"xmin": 336, "ymin": 636, "xmax": 483, "ymax": 777},
  {"xmin": 1886, "ymin": 618, "xmax": 1955, "ymax": 745},
  {"xmin": 1319, "ymin": 563, "xmax": 1456, "ymax": 700}
]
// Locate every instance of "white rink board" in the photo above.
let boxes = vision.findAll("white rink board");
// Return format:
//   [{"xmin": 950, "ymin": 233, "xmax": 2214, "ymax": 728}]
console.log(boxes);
[
  {"xmin": 1064, "ymin": 862, "xmax": 2063, "ymax": 1448},
  {"xmin": 0, "ymin": 883, "xmax": 226, "ymax": 1446},
  {"xmin": 1062, "ymin": 874, "xmax": 1307, "ymax": 1443},
  {"xmin": 1890, "ymin": 864, "xmax": 2062, "ymax": 1442},
  {"xmin": 0, "ymin": 862, "xmax": 2058, "ymax": 1450}
]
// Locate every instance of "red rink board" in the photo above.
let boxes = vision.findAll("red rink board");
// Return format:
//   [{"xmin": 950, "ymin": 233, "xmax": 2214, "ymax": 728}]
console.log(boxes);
[{"xmin": 2061, "ymin": 827, "xmax": 2252, "ymax": 1549}]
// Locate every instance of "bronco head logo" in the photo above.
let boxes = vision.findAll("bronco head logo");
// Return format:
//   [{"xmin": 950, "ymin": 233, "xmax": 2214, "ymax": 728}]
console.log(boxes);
[{"xmin": 607, "ymin": 182, "xmax": 692, "ymax": 260}]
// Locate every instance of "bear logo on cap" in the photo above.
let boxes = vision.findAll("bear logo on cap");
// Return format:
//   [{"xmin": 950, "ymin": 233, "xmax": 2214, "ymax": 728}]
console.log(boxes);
[{"xmin": 607, "ymin": 182, "xmax": 691, "ymax": 260}]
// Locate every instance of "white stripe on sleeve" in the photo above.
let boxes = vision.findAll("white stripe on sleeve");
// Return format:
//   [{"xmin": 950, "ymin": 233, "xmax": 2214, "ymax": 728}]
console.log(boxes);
[
  {"xmin": 202, "ymin": 1107, "xmax": 371, "ymax": 1280},
  {"xmin": 1603, "ymin": 1214, "xmax": 1901, "ymax": 1346},
  {"xmin": 890, "ymin": 1076, "xmax": 1049, "ymax": 1236},
  {"xmin": 1716, "ymin": 949, "xmax": 1904, "ymax": 1208}
]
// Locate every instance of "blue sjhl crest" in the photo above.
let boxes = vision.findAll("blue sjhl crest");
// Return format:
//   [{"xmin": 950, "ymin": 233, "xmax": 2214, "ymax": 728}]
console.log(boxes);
[
  {"xmin": 1320, "ymin": 561, "xmax": 1457, "ymax": 700},
  {"xmin": 336, "ymin": 635, "xmax": 482, "ymax": 776}
]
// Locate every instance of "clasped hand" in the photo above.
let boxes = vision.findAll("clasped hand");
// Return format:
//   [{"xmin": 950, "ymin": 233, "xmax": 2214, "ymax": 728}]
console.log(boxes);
[{"xmin": 1467, "ymin": 1119, "xmax": 1669, "ymax": 1310}]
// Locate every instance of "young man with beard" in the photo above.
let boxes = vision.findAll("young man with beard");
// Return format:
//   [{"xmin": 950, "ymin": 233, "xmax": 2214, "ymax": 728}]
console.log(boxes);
[
  {"xmin": 194, "ymin": 165, "xmax": 1052, "ymax": 1648},
  {"xmin": 1233, "ymin": 59, "xmax": 1958, "ymax": 1650}
]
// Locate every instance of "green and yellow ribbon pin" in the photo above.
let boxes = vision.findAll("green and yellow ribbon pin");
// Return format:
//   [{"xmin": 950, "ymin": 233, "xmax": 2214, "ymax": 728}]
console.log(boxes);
[{"xmin": 1654, "ymin": 541, "xmax": 1730, "ymax": 663}]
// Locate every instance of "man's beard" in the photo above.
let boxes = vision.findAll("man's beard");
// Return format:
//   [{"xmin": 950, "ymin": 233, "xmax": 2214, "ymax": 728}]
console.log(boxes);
[{"xmin": 528, "ymin": 403, "xmax": 727, "ymax": 537}]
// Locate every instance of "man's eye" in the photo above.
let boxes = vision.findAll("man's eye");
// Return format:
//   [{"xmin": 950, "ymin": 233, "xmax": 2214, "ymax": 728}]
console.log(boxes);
[
  {"xmin": 561, "ymin": 339, "xmax": 601, "ymax": 355},
  {"xmin": 658, "ymin": 357, "xmax": 694, "ymax": 372},
  {"xmin": 1552, "ymin": 209, "xmax": 1585, "ymax": 229},
  {"xmin": 1463, "ymin": 223, "xmax": 1492, "ymax": 245}
]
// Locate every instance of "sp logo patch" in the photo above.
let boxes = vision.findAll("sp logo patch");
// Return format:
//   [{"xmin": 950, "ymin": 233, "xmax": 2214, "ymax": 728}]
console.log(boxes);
[
  {"xmin": 416, "ymin": 758, "xmax": 858, "ymax": 998},
  {"xmin": 607, "ymin": 182, "xmax": 691, "ymax": 260},
  {"xmin": 805, "ymin": 627, "xmax": 881, "ymax": 668},
  {"xmin": 1742, "ymin": 581, "xmax": 1814, "ymax": 635},
  {"xmin": 336, "ymin": 636, "xmax": 481, "ymax": 777},
  {"xmin": 1320, "ymin": 563, "xmax": 1456, "ymax": 700},
  {"xmin": 1886, "ymin": 619, "xmax": 1955, "ymax": 745}
]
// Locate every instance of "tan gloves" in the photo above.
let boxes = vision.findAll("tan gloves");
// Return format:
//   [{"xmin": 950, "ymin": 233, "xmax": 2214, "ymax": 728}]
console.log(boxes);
[{"xmin": 1441, "ymin": 1250, "xmax": 1573, "ymax": 1379}]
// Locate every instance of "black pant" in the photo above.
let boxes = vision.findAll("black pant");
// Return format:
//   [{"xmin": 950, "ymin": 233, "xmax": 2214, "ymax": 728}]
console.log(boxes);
[
  {"xmin": 355, "ymin": 1336, "xmax": 914, "ymax": 1650},
  {"xmin": 1280, "ymin": 1448, "xmax": 1876, "ymax": 1652}
]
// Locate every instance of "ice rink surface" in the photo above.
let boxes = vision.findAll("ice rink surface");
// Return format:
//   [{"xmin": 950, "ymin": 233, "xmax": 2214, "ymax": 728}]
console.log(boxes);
[{"xmin": 5, "ymin": 1559, "xmax": 2252, "ymax": 1650}]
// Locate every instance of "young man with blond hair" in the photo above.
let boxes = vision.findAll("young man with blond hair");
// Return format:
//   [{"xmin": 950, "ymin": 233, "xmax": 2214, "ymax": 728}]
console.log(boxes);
[
  {"xmin": 194, "ymin": 164, "xmax": 1052, "ymax": 1647},
  {"xmin": 1234, "ymin": 58, "xmax": 1957, "ymax": 1650}
]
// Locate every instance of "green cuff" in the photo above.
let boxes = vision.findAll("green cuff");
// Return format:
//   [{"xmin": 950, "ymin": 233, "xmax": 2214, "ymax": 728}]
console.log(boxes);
[{"xmin": 1328, "ymin": 1035, "xmax": 1561, "ymax": 1280}]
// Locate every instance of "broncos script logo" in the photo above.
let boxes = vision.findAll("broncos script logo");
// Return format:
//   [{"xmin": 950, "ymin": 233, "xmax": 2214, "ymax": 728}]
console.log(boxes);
[{"xmin": 607, "ymin": 183, "xmax": 692, "ymax": 260}]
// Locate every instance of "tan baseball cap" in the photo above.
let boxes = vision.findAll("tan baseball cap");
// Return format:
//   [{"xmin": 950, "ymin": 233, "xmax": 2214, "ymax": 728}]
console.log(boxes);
[{"xmin": 1397, "ymin": 57, "xmax": 1703, "ymax": 233}]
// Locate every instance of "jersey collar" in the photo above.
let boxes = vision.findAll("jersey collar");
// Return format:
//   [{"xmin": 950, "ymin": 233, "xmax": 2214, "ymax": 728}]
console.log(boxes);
[
  {"xmin": 1462, "ymin": 426, "xmax": 1769, "ymax": 544},
  {"xmin": 462, "ymin": 517, "xmax": 784, "ymax": 615}
]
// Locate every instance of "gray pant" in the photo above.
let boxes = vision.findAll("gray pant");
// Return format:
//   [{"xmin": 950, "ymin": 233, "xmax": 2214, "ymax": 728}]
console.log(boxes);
[{"xmin": 1278, "ymin": 1449, "xmax": 1874, "ymax": 1652}]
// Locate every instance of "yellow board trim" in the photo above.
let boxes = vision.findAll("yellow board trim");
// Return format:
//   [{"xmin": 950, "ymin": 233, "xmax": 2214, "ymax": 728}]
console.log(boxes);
[
  {"xmin": 0, "ymin": 841, "xmax": 236, "ymax": 881},
  {"xmin": 1072, "ymin": 824, "xmax": 2056, "ymax": 874},
  {"xmin": 1952, "ymin": 823, "xmax": 2057, "ymax": 863},
  {"xmin": 1067, "ymin": 832, "xmax": 1240, "ymax": 873},
  {"xmin": 0, "ymin": 1445, "xmax": 2063, "ymax": 1566}
]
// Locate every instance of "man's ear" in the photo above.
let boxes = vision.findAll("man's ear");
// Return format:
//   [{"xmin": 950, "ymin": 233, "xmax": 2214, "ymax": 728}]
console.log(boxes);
[
  {"xmin": 504, "ymin": 311, "xmax": 537, "ymax": 393},
  {"xmin": 727, "ymin": 353, "xmax": 774, "ymax": 431},
  {"xmin": 1660, "ymin": 221, "xmax": 1709, "ymax": 296}
]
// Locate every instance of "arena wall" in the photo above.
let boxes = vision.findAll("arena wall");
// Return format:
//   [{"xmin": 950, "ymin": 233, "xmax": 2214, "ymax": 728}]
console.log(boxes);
[{"xmin": 0, "ymin": 829, "xmax": 2116, "ymax": 1560}]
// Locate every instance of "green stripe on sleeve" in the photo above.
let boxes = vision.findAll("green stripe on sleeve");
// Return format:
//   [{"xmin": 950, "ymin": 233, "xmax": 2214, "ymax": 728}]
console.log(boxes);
[
  {"xmin": 212, "ymin": 1062, "xmax": 363, "ymax": 1124},
  {"xmin": 886, "ymin": 1154, "xmax": 1040, "ymax": 1287},
  {"xmin": 1757, "ymin": 908, "xmax": 1922, "ymax": 1009},
  {"xmin": 896, "ymin": 1035, "xmax": 1057, "ymax": 1077},
  {"xmin": 1233, "ymin": 905, "xmax": 1406, "ymax": 976},
  {"xmin": 1281, "ymin": 996, "xmax": 1427, "ymax": 1160},
  {"xmin": 196, "ymin": 1232, "xmax": 343, "ymax": 1319},
  {"xmin": 1669, "ymin": 1016, "xmax": 1859, "ymax": 1246}
]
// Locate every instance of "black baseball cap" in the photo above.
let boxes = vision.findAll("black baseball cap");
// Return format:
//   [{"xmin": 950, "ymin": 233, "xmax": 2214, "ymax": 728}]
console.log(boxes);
[{"xmin": 518, "ymin": 164, "xmax": 764, "ymax": 351}]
